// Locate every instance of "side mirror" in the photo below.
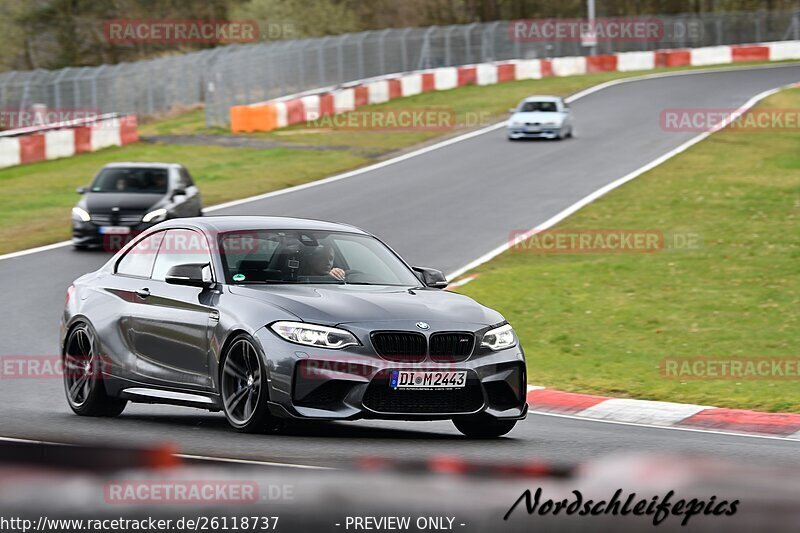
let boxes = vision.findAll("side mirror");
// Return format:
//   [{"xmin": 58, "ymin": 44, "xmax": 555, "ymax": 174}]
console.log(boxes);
[
  {"xmin": 165, "ymin": 263, "xmax": 213, "ymax": 288},
  {"xmin": 76, "ymin": 186, "xmax": 87, "ymax": 194},
  {"xmin": 508, "ymin": 108, "xmax": 516, "ymax": 114},
  {"xmin": 412, "ymin": 266, "xmax": 448, "ymax": 289},
  {"xmin": 172, "ymin": 188, "xmax": 187, "ymax": 198}
]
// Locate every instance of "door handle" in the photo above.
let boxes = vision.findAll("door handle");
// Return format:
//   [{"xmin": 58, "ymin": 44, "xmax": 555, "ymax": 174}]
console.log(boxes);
[{"xmin": 135, "ymin": 288, "xmax": 151, "ymax": 299}]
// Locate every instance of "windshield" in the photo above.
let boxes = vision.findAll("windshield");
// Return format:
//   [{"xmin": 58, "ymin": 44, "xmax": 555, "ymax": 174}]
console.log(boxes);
[
  {"xmin": 90, "ymin": 168, "xmax": 169, "ymax": 194},
  {"xmin": 519, "ymin": 101, "xmax": 558, "ymax": 113},
  {"xmin": 219, "ymin": 230, "xmax": 422, "ymax": 286}
]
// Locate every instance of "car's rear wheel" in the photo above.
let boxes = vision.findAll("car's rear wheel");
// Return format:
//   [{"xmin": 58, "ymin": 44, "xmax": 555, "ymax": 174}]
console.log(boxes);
[
  {"xmin": 452, "ymin": 413, "xmax": 517, "ymax": 438},
  {"xmin": 63, "ymin": 323, "xmax": 127, "ymax": 417},
  {"xmin": 220, "ymin": 335, "xmax": 279, "ymax": 433}
]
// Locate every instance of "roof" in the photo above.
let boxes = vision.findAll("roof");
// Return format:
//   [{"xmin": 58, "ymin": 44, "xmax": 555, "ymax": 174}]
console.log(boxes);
[
  {"xmin": 102, "ymin": 162, "xmax": 184, "ymax": 169},
  {"xmin": 521, "ymin": 95, "xmax": 562, "ymax": 102},
  {"xmin": 159, "ymin": 215, "xmax": 370, "ymax": 235}
]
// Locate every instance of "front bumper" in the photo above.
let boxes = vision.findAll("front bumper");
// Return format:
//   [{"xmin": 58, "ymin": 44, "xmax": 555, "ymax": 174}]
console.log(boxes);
[
  {"xmin": 72, "ymin": 221, "xmax": 156, "ymax": 250},
  {"xmin": 254, "ymin": 325, "xmax": 528, "ymax": 422},
  {"xmin": 508, "ymin": 126, "xmax": 561, "ymax": 139}
]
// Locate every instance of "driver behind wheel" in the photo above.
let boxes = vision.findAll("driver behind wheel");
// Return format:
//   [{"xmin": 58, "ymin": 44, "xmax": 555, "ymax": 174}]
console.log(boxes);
[{"xmin": 301, "ymin": 244, "xmax": 346, "ymax": 281}]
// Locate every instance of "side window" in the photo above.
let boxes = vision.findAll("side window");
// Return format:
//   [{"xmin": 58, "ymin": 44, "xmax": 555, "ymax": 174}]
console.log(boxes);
[
  {"xmin": 151, "ymin": 229, "xmax": 213, "ymax": 281},
  {"xmin": 179, "ymin": 168, "xmax": 195, "ymax": 187},
  {"xmin": 115, "ymin": 232, "xmax": 165, "ymax": 278}
]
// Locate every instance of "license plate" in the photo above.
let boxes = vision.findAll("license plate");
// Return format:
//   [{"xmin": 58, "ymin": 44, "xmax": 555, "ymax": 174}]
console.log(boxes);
[
  {"xmin": 98, "ymin": 226, "xmax": 131, "ymax": 235},
  {"xmin": 390, "ymin": 370, "xmax": 467, "ymax": 390},
  {"xmin": 526, "ymin": 126, "xmax": 540, "ymax": 132}
]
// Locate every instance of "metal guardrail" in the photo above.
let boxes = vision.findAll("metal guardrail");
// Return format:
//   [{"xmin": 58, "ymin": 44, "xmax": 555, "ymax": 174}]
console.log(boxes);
[{"xmin": 0, "ymin": 10, "xmax": 797, "ymax": 128}]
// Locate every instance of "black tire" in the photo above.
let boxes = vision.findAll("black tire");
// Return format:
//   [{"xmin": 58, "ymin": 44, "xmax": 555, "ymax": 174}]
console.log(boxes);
[
  {"xmin": 453, "ymin": 413, "xmax": 517, "ymax": 438},
  {"xmin": 220, "ymin": 334, "xmax": 280, "ymax": 433},
  {"xmin": 63, "ymin": 323, "xmax": 127, "ymax": 417}
]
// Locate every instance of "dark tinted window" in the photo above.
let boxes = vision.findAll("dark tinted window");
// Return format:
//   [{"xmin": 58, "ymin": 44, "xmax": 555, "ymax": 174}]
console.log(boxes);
[
  {"xmin": 151, "ymin": 229, "xmax": 212, "ymax": 281},
  {"xmin": 115, "ymin": 232, "xmax": 165, "ymax": 278},
  {"xmin": 179, "ymin": 168, "xmax": 195, "ymax": 187},
  {"xmin": 218, "ymin": 230, "xmax": 420, "ymax": 286},
  {"xmin": 91, "ymin": 168, "xmax": 168, "ymax": 194},
  {"xmin": 520, "ymin": 101, "xmax": 558, "ymax": 112}
]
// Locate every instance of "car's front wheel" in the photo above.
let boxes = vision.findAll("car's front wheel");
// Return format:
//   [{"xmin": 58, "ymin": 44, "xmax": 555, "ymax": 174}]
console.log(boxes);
[
  {"xmin": 220, "ymin": 334, "xmax": 280, "ymax": 433},
  {"xmin": 452, "ymin": 413, "xmax": 517, "ymax": 438},
  {"xmin": 63, "ymin": 323, "xmax": 127, "ymax": 417}
]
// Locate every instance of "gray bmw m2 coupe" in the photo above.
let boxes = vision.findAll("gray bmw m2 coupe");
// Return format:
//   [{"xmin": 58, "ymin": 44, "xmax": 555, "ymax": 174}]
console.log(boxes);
[{"xmin": 61, "ymin": 216, "xmax": 527, "ymax": 438}]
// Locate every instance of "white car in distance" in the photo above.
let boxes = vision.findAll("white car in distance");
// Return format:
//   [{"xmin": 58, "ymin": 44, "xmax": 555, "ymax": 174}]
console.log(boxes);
[{"xmin": 507, "ymin": 96, "xmax": 574, "ymax": 140}]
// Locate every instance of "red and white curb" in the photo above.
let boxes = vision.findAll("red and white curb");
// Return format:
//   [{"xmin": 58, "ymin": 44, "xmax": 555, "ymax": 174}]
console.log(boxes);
[{"xmin": 527, "ymin": 385, "xmax": 800, "ymax": 440}]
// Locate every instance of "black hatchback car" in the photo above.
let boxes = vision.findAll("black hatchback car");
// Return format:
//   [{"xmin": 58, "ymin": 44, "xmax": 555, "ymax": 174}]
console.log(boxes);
[
  {"xmin": 72, "ymin": 162, "xmax": 203, "ymax": 250},
  {"xmin": 61, "ymin": 216, "xmax": 528, "ymax": 438}
]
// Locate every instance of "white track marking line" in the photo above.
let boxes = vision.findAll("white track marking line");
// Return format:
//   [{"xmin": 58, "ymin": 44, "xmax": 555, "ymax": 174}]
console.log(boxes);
[
  {"xmin": 0, "ymin": 435, "xmax": 329, "ymax": 469},
  {"xmin": 176, "ymin": 454, "xmax": 332, "ymax": 470},
  {"xmin": 2, "ymin": 62, "xmax": 797, "ymax": 264},
  {"xmin": 0, "ymin": 240, "xmax": 72, "ymax": 261},
  {"xmin": 445, "ymin": 85, "xmax": 786, "ymax": 280},
  {"xmin": 528, "ymin": 409, "xmax": 800, "ymax": 443}
]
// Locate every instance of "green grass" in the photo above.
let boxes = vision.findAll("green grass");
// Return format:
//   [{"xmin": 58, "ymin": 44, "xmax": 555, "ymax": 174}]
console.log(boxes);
[
  {"xmin": 457, "ymin": 87, "xmax": 800, "ymax": 413},
  {"xmin": 0, "ymin": 144, "xmax": 364, "ymax": 253},
  {"xmin": 2, "ymin": 59, "xmax": 796, "ymax": 255}
]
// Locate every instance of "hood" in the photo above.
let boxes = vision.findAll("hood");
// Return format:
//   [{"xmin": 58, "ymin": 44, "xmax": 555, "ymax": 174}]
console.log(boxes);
[
  {"xmin": 510, "ymin": 111, "xmax": 564, "ymax": 124},
  {"xmin": 229, "ymin": 284, "xmax": 504, "ymax": 327},
  {"xmin": 81, "ymin": 192, "xmax": 163, "ymax": 213}
]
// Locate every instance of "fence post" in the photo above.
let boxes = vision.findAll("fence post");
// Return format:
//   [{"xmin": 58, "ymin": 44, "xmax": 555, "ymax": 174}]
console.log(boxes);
[
  {"xmin": 91, "ymin": 66, "xmax": 105, "ymax": 113},
  {"xmin": 356, "ymin": 32, "xmax": 368, "ymax": 79},
  {"xmin": 317, "ymin": 36, "xmax": 330, "ymax": 87},
  {"xmin": 52, "ymin": 67, "xmax": 70, "ymax": 111},
  {"xmin": 795, "ymin": 10, "xmax": 799, "ymax": 40},
  {"xmin": 400, "ymin": 27, "xmax": 413, "ymax": 71},
  {"xmin": 377, "ymin": 29, "xmax": 391, "ymax": 75},
  {"xmin": 465, "ymin": 23, "xmax": 479, "ymax": 64}
]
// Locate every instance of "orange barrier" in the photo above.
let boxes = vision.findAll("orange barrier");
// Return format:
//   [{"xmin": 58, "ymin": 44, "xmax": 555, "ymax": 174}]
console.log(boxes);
[
  {"xmin": 586, "ymin": 54, "xmax": 618, "ymax": 73},
  {"xmin": 251, "ymin": 104, "xmax": 278, "ymax": 131},
  {"xmin": 74, "ymin": 126, "xmax": 92, "ymax": 153},
  {"xmin": 656, "ymin": 50, "xmax": 691, "ymax": 67},
  {"xmin": 285, "ymin": 99, "xmax": 305, "ymax": 125},
  {"xmin": 319, "ymin": 94, "xmax": 335, "ymax": 117},
  {"xmin": 120, "ymin": 116, "xmax": 139, "ymax": 144},
  {"xmin": 354, "ymin": 86, "xmax": 369, "ymax": 106},
  {"xmin": 387, "ymin": 79, "xmax": 402, "ymax": 99},
  {"xmin": 732, "ymin": 45, "xmax": 770, "ymax": 62},
  {"xmin": 19, "ymin": 134, "xmax": 46, "ymax": 163},
  {"xmin": 421, "ymin": 72, "xmax": 436, "ymax": 92},
  {"xmin": 457, "ymin": 66, "xmax": 477, "ymax": 86},
  {"xmin": 497, "ymin": 63, "xmax": 516, "ymax": 82},
  {"xmin": 230, "ymin": 105, "xmax": 252, "ymax": 133}
]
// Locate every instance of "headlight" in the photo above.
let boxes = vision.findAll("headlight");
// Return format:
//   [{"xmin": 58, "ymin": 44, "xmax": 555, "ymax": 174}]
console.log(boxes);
[
  {"xmin": 510, "ymin": 121, "xmax": 524, "ymax": 126},
  {"xmin": 270, "ymin": 321, "xmax": 360, "ymax": 349},
  {"xmin": 72, "ymin": 207, "xmax": 90, "ymax": 222},
  {"xmin": 544, "ymin": 121, "xmax": 557, "ymax": 126},
  {"xmin": 481, "ymin": 324, "xmax": 516, "ymax": 351},
  {"xmin": 142, "ymin": 208, "xmax": 167, "ymax": 223}
]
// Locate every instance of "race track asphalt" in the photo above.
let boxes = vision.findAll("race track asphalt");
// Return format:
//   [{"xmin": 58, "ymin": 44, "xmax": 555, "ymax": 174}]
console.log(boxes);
[{"xmin": 2, "ymin": 63, "xmax": 799, "ymax": 467}]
